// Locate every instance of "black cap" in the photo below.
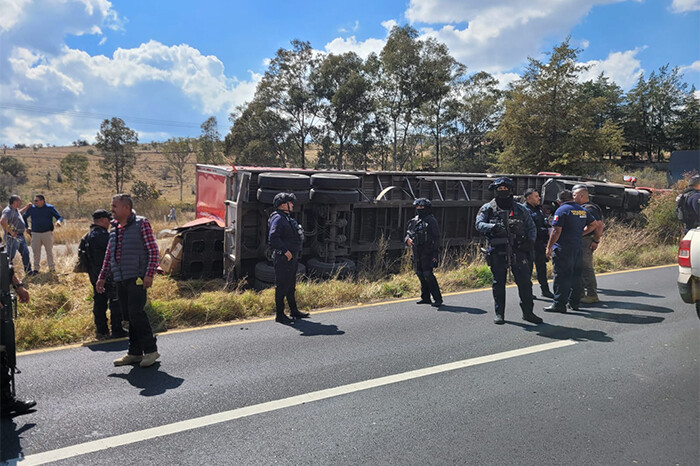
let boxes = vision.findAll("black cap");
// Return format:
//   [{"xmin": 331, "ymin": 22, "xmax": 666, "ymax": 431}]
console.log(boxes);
[{"xmin": 92, "ymin": 209, "xmax": 111, "ymax": 220}]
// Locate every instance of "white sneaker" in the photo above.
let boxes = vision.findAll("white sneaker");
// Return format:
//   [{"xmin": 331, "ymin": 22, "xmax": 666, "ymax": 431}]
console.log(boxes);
[
  {"xmin": 139, "ymin": 351, "xmax": 160, "ymax": 367},
  {"xmin": 113, "ymin": 354, "xmax": 143, "ymax": 366}
]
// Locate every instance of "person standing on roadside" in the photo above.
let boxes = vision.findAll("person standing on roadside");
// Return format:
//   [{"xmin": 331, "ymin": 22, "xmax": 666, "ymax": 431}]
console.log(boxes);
[
  {"xmin": 544, "ymin": 190, "xmax": 595, "ymax": 313},
  {"xmin": 523, "ymin": 188, "xmax": 554, "ymax": 299},
  {"xmin": 96, "ymin": 194, "xmax": 160, "ymax": 367},
  {"xmin": 572, "ymin": 185, "xmax": 603, "ymax": 304},
  {"xmin": 23, "ymin": 194, "xmax": 62, "ymax": 274},
  {"xmin": 405, "ymin": 198, "xmax": 443, "ymax": 307},
  {"xmin": 678, "ymin": 175, "xmax": 700, "ymax": 233},
  {"xmin": 0, "ymin": 195, "xmax": 32, "ymax": 275},
  {"xmin": 167, "ymin": 205, "xmax": 177, "ymax": 224},
  {"xmin": 85, "ymin": 209, "xmax": 125, "ymax": 340},
  {"xmin": 268, "ymin": 192, "xmax": 309, "ymax": 324}
]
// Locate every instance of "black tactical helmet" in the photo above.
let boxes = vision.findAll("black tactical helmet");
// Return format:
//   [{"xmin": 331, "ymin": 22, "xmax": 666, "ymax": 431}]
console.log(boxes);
[
  {"xmin": 689, "ymin": 175, "xmax": 700, "ymax": 188},
  {"xmin": 273, "ymin": 192, "xmax": 296, "ymax": 208},
  {"xmin": 413, "ymin": 198, "xmax": 432, "ymax": 208},
  {"xmin": 488, "ymin": 177, "xmax": 514, "ymax": 191}
]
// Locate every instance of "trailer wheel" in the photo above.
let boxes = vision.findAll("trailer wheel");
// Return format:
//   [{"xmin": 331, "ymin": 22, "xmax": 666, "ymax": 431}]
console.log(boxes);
[
  {"xmin": 255, "ymin": 260, "xmax": 307, "ymax": 283},
  {"xmin": 254, "ymin": 278, "xmax": 275, "ymax": 291},
  {"xmin": 310, "ymin": 189, "xmax": 360, "ymax": 204},
  {"xmin": 257, "ymin": 188, "xmax": 310, "ymax": 205},
  {"xmin": 307, "ymin": 257, "xmax": 356, "ymax": 278},
  {"xmin": 258, "ymin": 172, "xmax": 311, "ymax": 190},
  {"xmin": 311, "ymin": 173, "xmax": 361, "ymax": 189}
]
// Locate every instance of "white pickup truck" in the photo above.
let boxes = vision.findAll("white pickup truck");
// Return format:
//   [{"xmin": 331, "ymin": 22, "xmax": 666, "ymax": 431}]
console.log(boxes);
[{"xmin": 677, "ymin": 227, "xmax": 700, "ymax": 318}]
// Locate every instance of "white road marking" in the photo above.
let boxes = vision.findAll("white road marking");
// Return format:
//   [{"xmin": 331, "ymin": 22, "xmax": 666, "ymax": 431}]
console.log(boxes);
[{"xmin": 21, "ymin": 340, "xmax": 576, "ymax": 465}]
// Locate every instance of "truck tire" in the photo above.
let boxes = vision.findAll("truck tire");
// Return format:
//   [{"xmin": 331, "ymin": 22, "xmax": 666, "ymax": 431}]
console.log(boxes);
[
  {"xmin": 311, "ymin": 173, "xmax": 361, "ymax": 189},
  {"xmin": 254, "ymin": 260, "xmax": 306, "ymax": 283},
  {"xmin": 310, "ymin": 189, "xmax": 360, "ymax": 204},
  {"xmin": 254, "ymin": 278, "xmax": 275, "ymax": 291},
  {"xmin": 257, "ymin": 172, "xmax": 311, "ymax": 190},
  {"xmin": 623, "ymin": 189, "xmax": 640, "ymax": 210},
  {"xmin": 307, "ymin": 257, "xmax": 356, "ymax": 278},
  {"xmin": 257, "ymin": 188, "xmax": 310, "ymax": 205}
]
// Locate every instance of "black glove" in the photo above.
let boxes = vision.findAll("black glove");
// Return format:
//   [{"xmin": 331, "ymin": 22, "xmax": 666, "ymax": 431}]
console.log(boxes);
[{"xmin": 491, "ymin": 224, "xmax": 507, "ymax": 237}]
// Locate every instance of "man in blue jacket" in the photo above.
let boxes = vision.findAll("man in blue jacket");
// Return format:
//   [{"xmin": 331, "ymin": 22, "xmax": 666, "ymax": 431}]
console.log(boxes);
[
  {"xmin": 23, "ymin": 194, "xmax": 62, "ymax": 274},
  {"xmin": 268, "ymin": 192, "xmax": 309, "ymax": 324}
]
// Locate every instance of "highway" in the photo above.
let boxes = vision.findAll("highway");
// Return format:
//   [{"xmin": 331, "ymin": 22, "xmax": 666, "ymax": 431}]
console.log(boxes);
[{"xmin": 1, "ymin": 264, "xmax": 697, "ymax": 465}]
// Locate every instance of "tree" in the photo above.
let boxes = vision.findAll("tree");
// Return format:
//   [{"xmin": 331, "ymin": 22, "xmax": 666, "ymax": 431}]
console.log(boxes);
[
  {"xmin": 95, "ymin": 117, "xmax": 138, "ymax": 193},
  {"xmin": 311, "ymin": 52, "xmax": 373, "ymax": 169},
  {"xmin": 60, "ymin": 152, "xmax": 89, "ymax": 201},
  {"xmin": 671, "ymin": 86, "xmax": 700, "ymax": 150},
  {"xmin": 198, "ymin": 116, "xmax": 224, "ymax": 164},
  {"xmin": 255, "ymin": 40, "xmax": 321, "ymax": 169},
  {"xmin": 161, "ymin": 137, "xmax": 194, "ymax": 201},
  {"xmin": 0, "ymin": 155, "xmax": 28, "ymax": 200},
  {"xmin": 131, "ymin": 180, "xmax": 161, "ymax": 201}
]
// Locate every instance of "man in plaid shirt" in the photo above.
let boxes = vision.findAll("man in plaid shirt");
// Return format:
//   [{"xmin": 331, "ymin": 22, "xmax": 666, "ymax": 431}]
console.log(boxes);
[{"xmin": 97, "ymin": 194, "xmax": 160, "ymax": 367}]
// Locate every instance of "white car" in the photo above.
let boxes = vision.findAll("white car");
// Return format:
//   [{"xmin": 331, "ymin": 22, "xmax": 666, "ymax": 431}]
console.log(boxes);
[{"xmin": 677, "ymin": 227, "xmax": 700, "ymax": 318}]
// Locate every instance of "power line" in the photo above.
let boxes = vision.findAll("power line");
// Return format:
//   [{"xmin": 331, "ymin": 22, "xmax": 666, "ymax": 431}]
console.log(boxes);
[{"xmin": 0, "ymin": 103, "xmax": 202, "ymax": 129}]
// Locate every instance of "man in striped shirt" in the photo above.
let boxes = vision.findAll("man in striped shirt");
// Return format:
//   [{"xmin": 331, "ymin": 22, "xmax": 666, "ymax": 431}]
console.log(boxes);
[{"xmin": 96, "ymin": 194, "xmax": 160, "ymax": 368}]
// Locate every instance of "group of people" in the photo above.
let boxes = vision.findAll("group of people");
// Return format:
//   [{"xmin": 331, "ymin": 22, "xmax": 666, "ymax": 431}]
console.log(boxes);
[{"xmin": 403, "ymin": 177, "xmax": 604, "ymax": 324}]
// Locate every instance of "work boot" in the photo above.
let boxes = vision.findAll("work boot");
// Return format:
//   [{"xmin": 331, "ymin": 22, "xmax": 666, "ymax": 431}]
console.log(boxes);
[
  {"xmin": 540, "ymin": 287, "xmax": 554, "ymax": 299},
  {"xmin": 95, "ymin": 332, "xmax": 109, "ymax": 341},
  {"xmin": 140, "ymin": 351, "xmax": 160, "ymax": 368},
  {"xmin": 493, "ymin": 314, "xmax": 505, "ymax": 325},
  {"xmin": 522, "ymin": 312, "xmax": 543, "ymax": 324},
  {"xmin": 567, "ymin": 302, "xmax": 580, "ymax": 311},
  {"xmin": 113, "ymin": 353, "xmax": 143, "ymax": 366},
  {"xmin": 431, "ymin": 300, "xmax": 443, "ymax": 308},
  {"xmin": 416, "ymin": 300, "xmax": 432, "ymax": 304},
  {"xmin": 543, "ymin": 304, "xmax": 567, "ymax": 313},
  {"xmin": 290, "ymin": 311, "xmax": 310, "ymax": 319},
  {"xmin": 580, "ymin": 295, "xmax": 600, "ymax": 304},
  {"xmin": 276, "ymin": 314, "xmax": 294, "ymax": 324},
  {"xmin": 1, "ymin": 397, "xmax": 36, "ymax": 417}
]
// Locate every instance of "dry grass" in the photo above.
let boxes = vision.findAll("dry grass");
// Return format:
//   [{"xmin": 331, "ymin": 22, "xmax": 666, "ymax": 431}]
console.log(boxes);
[{"xmin": 12, "ymin": 221, "xmax": 676, "ymax": 352}]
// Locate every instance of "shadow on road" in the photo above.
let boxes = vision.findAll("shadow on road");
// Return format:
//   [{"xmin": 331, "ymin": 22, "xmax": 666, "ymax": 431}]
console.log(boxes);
[
  {"xmin": 436, "ymin": 304, "xmax": 487, "ymax": 315},
  {"xmin": 510, "ymin": 322, "xmax": 614, "ymax": 342},
  {"xmin": 597, "ymin": 288, "xmax": 665, "ymax": 299},
  {"xmin": 292, "ymin": 319, "xmax": 345, "ymax": 337},
  {"xmin": 573, "ymin": 307, "xmax": 666, "ymax": 324},
  {"xmin": 582, "ymin": 300, "xmax": 673, "ymax": 315},
  {"xmin": 0, "ymin": 419, "xmax": 35, "ymax": 462},
  {"xmin": 84, "ymin": 339, "xmax": 129, "ymax": 353},
  {"xmin": 109, "ymin": 365, "xmax": 184, "ymax": 396}
]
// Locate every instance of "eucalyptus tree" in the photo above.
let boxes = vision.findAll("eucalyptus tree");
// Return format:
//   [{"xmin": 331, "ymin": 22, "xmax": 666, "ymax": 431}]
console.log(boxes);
[
  {"xmin": 60, "ymin": 152, "xmax": 89, "ymax": 201},
  {"xmin": 95, "ymin": 117, "xmax": 138, "ymax": 193},
  {"xmin": 161, "ymin": 137, "xmax": 194, "ymax": 201},
  {"xmin": 198, "ymin": 116, "xmax": 224, "ymax": 164}
]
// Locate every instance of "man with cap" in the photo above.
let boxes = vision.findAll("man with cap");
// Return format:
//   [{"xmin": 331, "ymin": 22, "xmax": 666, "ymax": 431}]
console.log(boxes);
[
  {"xmin": 85, "ymin": 209, "xmax": 125, "ymax": 340},
  {"xmin": 572, "ymin": 184, "xmax": 604, "ymax": 304},
  {"xmin": 544, "ymin": 190, "xmax": 596, "ymax": 313},
  {"xmin": 476, "ymin": 177, "xmax": 542, "ymax": 325},
  {"xmin": 405, "ymin": 198, "xmax": 443, "ymax": 307},
  {"xmin": 523, "ymin": 188, "xmax": 554, "ymax": 299},
  {"xmin": 678, "ymin": 175, "xmax": 700, "ymax": 233},
  {"xmin": 268, "ymin": 192, "xmax": 309, "ymax": 324}
]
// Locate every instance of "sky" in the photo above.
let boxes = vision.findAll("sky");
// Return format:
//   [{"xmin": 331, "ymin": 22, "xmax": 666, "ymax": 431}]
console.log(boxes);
[{"xmin": 0, "ymin": 0, "xmax": 698, "ymax": 147}]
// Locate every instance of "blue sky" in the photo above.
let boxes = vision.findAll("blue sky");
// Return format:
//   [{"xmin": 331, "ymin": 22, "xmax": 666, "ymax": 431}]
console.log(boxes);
[{"xmin": 0, "ymin": 0, "xmax": 698, "ymax": 146}]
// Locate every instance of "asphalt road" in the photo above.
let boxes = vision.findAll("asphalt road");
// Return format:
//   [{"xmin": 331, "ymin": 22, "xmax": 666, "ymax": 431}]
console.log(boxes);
[{"xmin": 2, "ymin": 265, "xmax": 698, "ymax": 465}]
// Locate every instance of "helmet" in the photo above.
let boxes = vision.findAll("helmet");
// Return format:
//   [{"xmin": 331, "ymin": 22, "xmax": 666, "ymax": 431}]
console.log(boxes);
[
  {"xmin": 689, "ymin": 175, "xmax": 700, "ymax": 188},
  {"xmin": 273, "ymin": 192, "xmax": 296, "ymax": 208},
  {"xmin": 413, "ymin": 198, "xmax": 432, "ymax": 208},
  {"xmin": 488, "ymin": 177, "xmax": 514, "ymax": 191}
]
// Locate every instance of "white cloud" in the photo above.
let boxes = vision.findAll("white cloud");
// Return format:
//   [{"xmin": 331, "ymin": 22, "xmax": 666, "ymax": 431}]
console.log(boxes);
[
  {"xmin": 680, "ymin": 60, "xmax": 700, "ymax": 74},
  {"xmin": 671, "ymin": 0, "xmax": 700, "ymax": 12},
  {"xmin": 579, "ymin": 48, "xmax": 645, "ymax": 89},
  {"xmin": 0, "ymin": 0, "xmax": 259, "ymax": 145},
  {"xmin": 324, "ymin": 19, "xmax": 397, "ymax": 58}
]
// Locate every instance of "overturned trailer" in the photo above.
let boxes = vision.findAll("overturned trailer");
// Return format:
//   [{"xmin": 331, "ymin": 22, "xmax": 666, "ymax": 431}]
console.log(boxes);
[{"xmin": 193, "ymin": 165, "xmax": 652, "ymax": 286}]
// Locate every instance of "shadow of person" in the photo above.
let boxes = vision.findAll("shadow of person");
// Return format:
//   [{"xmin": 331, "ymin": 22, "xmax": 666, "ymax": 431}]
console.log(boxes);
[
  {"xmin": 510, "ymin": 321, "xmax": 614, "ymax": 342},
  {"xmin": 0, "ymin": 419, "xmax": 35, "ymax": 462},
  {"xmin": 435, "ymin": 305, "xmax": 487, "ymax": 315},
  {"xmin": 574, "ymin": 307, "xmax": 666, "ymax": 324},
  {"xmin": 583, "ymin": 300, "xmax": 674, "ymax": 314},
  {"xmin": 108, "ymin": 365, "xmax": 184, "ymax": 397},
  {"xmin": 597, "ymin": 288, "xmax": 664, "ymax": 299},
  {"xmin": 84, "ymin": 339, "xmax": 130, "ymax": 353},
  {"xmin": 291, "ymin": 319, "xmax": 345, "ymax": 337}
]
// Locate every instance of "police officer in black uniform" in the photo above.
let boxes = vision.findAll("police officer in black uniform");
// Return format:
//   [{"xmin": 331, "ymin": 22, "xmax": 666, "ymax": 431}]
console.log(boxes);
[
  {"xmin": 523, "ymin": 188, "xmax": 554, "ymax": 299},
  {"xmin": 405, "ymin": 198, "xmax": 443, "ymax": 307},
  {"xmin": 476, "ymin": 178, "xmax": 543, "ymax": 325},
  {"xmin": 0, "ymin": 244, "xmax": 35, "ymax": 417},
  {"xmin": 268, "ymin": 192, "xmax": 309, "ymax": 324}
]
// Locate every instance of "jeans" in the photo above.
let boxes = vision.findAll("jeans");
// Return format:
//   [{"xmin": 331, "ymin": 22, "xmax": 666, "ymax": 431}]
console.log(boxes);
[
  {"xmin": 5, "ymin": 235, "xmax": 31, "ymax": 273},
  {"xmin": 115, "ymin": 278, "xmax": 157, "ymax": 355}
]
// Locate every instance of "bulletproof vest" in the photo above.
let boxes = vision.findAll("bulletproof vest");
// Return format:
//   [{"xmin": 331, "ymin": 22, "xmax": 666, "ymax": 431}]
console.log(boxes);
[
  {"xmin": 487, "ymin": 200, "xmax": 526, "ymax": 246},
  {"xmin": 408, "ymin": 216, "xmax": 430, "ymax": 246}
]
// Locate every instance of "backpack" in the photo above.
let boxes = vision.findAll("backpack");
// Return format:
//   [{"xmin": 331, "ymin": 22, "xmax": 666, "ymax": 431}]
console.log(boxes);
[
  {"xmin": 73, "ymin": 232, "xmax": 91, "ymax": 274},
  {"xmin": 676, "ymin": 190, "xmax": 695, "ymax": 223}
]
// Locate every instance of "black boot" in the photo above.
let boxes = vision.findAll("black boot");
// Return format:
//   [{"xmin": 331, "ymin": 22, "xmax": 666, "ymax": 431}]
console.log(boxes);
[
  {"xmin": 522, "ymin": 312, "xmax": 543, "ymax": 324},
  {"xmin": 543, "ymin": 304, "xmax": 567, "ymax": 313},
  {"xmin": 1, "ymin": 397, "xmax": 36, "ymax": 417},
  {"xmin": 540, "ymin": 286, "xmax": 554, "ymax": 299},
  {"xmin": 494, "ymin": 314, "xmax": 505, "ymax": 325},
  {"xmin": 275, "ymin": 314, "xmax": 294, "ymax": 324},
  {"xmin": 290, "ymin": 311, "xmax": 310, "ymax": 319}
]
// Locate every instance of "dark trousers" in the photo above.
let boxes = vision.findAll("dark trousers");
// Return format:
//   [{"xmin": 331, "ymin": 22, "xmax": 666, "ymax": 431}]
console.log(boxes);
[
  {"xmin": 116, "ymin": 278, "xmax": 157, "ymax": 355},
  {"xmin": 414, "ymin": 250, "xmax": 442, "ymax": 303},
  {"xmin": 528, "ymin": 242, "xmax": 550, "ymax": 291},
  {"xmin": 274, "ymin": 254, "xmax": 299, "ymax": 316},
  {"xmin": 489, "ymin": 249, "xmax": 534, "ymax": 316},
  {"xmin": 0, "ymin": 320, "xmax": 14, "ymax": 403},
  {"xmin": 552, "ymin": 246, "xmax": 583, "ymax": 309},
  {"xmin": 90, "ymin": 277, "xmax": 123, "ymax": 335}
]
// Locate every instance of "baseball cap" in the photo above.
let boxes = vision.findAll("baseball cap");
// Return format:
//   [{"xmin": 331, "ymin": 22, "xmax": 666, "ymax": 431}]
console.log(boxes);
[{"xmin": 92, "ymin": 209, "xmax": 112, "ymax": 220}]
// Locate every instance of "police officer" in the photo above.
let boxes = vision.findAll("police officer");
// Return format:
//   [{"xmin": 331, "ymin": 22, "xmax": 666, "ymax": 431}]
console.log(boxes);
[
  {"xmin": 572, "ymin": 184, "xmax": 603, "ymax": 304},
  {"xmin": 544, "ymin": 190, "xmax": 595, "ymax": 313},
  {"xmin": 476, "ymin": 178, "xmax": 543, "ymax": 325},
  {"xmin": 405, "ymin": 198, "xmax": 443, "ymax": 307},
  {"xmin": 0, "ymin": 244, "xmax": 35, "ymax": 417},
  {"xmin": 523, "ymin": 188, "xmax": 554, "ymax": 299},
  {"xmin": 268, "ymin": 192, "xmax": 309, "ymax": 324},
  {"xmin": 679, "ymin": 175, "xmax": 700, "ymax": 233}
]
